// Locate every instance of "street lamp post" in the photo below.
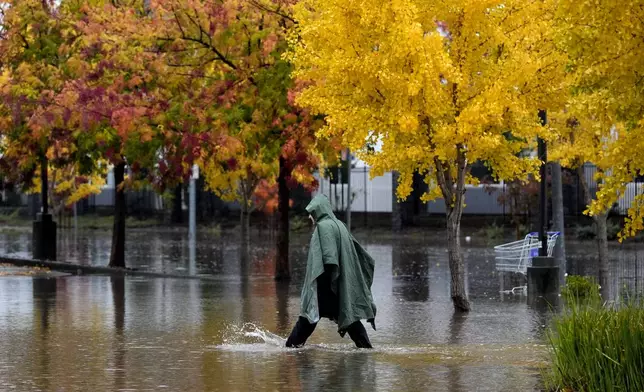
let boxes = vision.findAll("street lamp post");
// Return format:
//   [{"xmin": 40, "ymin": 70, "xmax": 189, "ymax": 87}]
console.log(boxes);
[
  {"xmin": 32, "ymin": 153, "xmax": 57, "ymax": 260},
  {"xmin": 527, "ymin": 109, "xmax": 560, "ymax": 305},
  {"xmin": 538, "ymin": 110, "xmax": 548, "ymax": 257}
]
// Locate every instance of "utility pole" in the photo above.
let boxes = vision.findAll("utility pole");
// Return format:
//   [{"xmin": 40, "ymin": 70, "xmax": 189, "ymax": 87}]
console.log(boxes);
[{"xmin": 188, "ymin": 164, "xmax": 198, "ymax": 275}]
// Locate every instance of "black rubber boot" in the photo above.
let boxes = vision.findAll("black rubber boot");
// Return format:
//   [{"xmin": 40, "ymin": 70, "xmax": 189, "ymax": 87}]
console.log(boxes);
[
  {"xmin": 347, "ymin": 321, "xmax": 373, "ymax": 348},
  {"xmin": 286, "ymin": 317, "xmax": 317, "ymax": 348}
]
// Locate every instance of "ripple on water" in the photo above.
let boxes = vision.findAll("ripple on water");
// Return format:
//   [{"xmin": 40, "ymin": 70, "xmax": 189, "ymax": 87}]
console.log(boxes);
[{"xmin": 212, "ymin": 323, "xmax": 549, "ymax": 368}]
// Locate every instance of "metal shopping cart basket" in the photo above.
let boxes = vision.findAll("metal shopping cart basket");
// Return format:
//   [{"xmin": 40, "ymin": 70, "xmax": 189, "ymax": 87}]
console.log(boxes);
[{"xmin": 494, "ymin": 231, "xmax": 560, "ymax": 275}]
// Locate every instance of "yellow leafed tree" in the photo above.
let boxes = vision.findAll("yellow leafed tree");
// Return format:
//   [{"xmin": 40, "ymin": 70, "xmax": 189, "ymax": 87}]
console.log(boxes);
[
  {"xmin": 550, "ymin": 0, "xmax": 644, "ymax": 240},
  {"xmin": 28, "ymin": 164, "xmax": 106, "ymax": 223},
  {"xmin": 549, "ymin": 111, "xmax": 615, "ymax": 293},
  {"xmin": 290, "ymin": 0, "xmax": 566, "ymax": 311}
]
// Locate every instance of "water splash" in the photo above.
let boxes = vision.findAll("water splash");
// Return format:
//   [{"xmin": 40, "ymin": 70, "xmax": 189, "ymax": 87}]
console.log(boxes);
[
  {"xmin": 241, "ymin": 323, "xmax": 286, "ymax": 346},
  {"xmin": 214, "ymin": 323, "xmax": 287, "ymax": 352}
]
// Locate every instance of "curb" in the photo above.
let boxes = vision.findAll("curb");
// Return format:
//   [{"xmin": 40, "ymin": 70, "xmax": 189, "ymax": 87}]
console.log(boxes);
[{"xmin": 0, "ymin": 256, "xmax": 234, "ymax": 282}]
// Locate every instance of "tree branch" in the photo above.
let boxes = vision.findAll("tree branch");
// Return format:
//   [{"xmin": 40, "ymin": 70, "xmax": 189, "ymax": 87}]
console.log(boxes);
[{"xmin": 248, "ymin": 0, "xmax": 296, "ymax": 24}]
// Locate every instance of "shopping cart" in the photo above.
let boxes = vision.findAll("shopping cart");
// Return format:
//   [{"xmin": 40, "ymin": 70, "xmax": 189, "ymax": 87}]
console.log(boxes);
[{"xmin": 494, "ymin": 231, "xmax": 560, "ymax": 284}]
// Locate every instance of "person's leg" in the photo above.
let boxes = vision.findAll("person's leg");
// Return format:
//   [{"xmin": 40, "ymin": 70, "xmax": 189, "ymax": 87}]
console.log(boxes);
[
  {"xmin": 285, "ymin": 317, "xmax": 317, "ymax": 348},
  {"xmin": 346, "ymin": 321, "xmax": 373, "ymax": 348}
]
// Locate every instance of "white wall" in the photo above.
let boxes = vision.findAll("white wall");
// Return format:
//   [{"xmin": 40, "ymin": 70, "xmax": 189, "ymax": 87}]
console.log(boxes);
[{"xmin": 316, "ymin": 168, "xmax": 393, "ymax": 212}]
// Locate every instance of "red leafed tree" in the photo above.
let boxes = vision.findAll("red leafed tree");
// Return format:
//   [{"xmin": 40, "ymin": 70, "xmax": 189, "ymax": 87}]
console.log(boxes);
[
  {"xmin": 53, "ymin": 2, "xmax": 210, "ymax": 268},
  {"xmin": 143, "ymin": 0, "xmax": 334, "ymax": 279}
]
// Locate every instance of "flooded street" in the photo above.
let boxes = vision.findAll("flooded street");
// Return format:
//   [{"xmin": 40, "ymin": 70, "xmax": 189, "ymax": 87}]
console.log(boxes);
[{"xmin": 0, "ymin": 228, "xmax": 643, "ymax": 391}]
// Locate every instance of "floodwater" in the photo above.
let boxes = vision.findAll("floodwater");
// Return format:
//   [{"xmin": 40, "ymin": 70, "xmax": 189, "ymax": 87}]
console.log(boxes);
[{"xmin": 0, "ymin": 227, "xmax": 643, "ymax": 391}]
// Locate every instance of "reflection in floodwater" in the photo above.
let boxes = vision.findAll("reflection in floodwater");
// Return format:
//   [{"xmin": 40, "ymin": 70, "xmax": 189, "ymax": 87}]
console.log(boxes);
[
  {"xmin": 0, "ymin": 229, "xmax": 642, "ymax": 390},
  {"xmin": 392, "ymin": 241, "xmax": 429, "ymax": 302}
]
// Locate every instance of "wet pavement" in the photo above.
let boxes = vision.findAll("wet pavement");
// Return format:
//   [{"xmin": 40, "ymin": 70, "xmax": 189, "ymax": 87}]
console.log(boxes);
[{"xmin": 0, "ymin": 228, "xmax": 642, "ymax": 391}]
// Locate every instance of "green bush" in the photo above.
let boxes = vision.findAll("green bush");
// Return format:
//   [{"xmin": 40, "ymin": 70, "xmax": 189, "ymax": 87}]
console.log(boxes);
[
  {"xmin": 575, "ymin": 220, "xmax": 621, "ymax": 241},
  {"xmin": 561, "ymin": 275, "xmax": 601, "ymax": 304},
  {"xmin": 546, "ymin": 302, "xmax": 644, "ymax": 392},
  {"xmin": 575, "ymin": 224, "xmax": 596, "ymax": 240},
  {"xmin": 478, "ymin": 222, "xmax": 505, "ymax": 244}
]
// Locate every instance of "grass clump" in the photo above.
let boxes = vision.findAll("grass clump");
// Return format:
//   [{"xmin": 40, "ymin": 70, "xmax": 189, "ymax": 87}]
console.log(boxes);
[
  {"xmin": 561, "ymin": 275, "xmax": 601, "ymax": 304},
  {"xmin": 546, "ymin": 289, "xmax": 644, "ymax": 391}
]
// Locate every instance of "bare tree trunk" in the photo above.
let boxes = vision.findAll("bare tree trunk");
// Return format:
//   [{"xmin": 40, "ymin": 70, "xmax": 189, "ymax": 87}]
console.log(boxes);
[
  {"xmin": 392, "ymin": 171, "xmax": 402, "ymax": 232},
  {"xmin": 577, "ymin": 165, "xmax": 609, "ymax": 296},
  {"xmin": 446, "ymin": 207, "xmax": 470, "ymax": 311},
  {"xmin": 240, "ymin": 206, "xmax": 248, "ymax": 242},
  {"xmin": 109, "ymin": 162, "xmax": 126, "ymax": 268},
  {"xmin": 435, "ymin": 147, "xmax": 471, "ymax": 312},
  {"xmin": 245, "ymin": 210, "xmax": 251, "ymax": 239},
  {"xmin": 275, "ymin": 156, "xmax": 290, "ymax": 281},
  {"xmin": 595, "ymin": 212, "xmax": 609, "ymax": 298},
  {"xmin": 551, "ymin": 162, "xmax": 566, "ymax": 283}
]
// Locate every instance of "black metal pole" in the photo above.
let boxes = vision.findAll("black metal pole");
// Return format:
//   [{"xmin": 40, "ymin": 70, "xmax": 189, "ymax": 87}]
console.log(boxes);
[
  {"xmin": 364, "ymin": 167, "xmax": 368, "ymax": 227},
  {"xmin": 41, "ymin": 153, "xmax": 48, "ymax": 215},
  {"xmin": 538, "ymin": 109, "xmax": 548, "ymax": 257}
]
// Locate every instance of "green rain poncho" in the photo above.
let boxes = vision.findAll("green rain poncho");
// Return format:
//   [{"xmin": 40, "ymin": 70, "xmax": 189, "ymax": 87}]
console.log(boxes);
[{"xmin": 300, "ymin": 195, "xmax": 377, "ymax": 334}]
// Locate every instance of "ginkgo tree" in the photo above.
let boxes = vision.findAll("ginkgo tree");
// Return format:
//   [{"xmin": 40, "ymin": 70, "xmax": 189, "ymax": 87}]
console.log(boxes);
[
  {"xmin": 545, "ymin": 0, "xmax": 644, "ymax": 292},
  {"xmin": 549, "ymin": 112, "xmax": 615, "ymax": 293},
  {"xmin": 290, "ymin": 0, "xmax": 566, "ymax": 311},
  {"xmin": 550, "ymin": 0, "xmax": 644, "ymax": 241}
]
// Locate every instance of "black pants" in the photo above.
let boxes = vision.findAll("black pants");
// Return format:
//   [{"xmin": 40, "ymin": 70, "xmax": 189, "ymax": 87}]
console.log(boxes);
[{"xmin": 285, "ymin": 317, "xmax": 373, "ymax": 348}]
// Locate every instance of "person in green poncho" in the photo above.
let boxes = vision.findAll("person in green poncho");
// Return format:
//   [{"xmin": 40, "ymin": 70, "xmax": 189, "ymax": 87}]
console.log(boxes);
[{"xmin": 286, "ymin": 195, "xmax": 377, "ymax": 349}]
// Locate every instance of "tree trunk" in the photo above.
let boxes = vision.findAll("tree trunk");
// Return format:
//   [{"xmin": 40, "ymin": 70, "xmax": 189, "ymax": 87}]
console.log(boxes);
[
  {"xmin": 109, "ymin": 162, "xmax": 126, "ymax": 268},
  {"xmin": 434, "ymin": 147, "xmax": 471, "ymax": 312},
  {"xmin": 275, "ymin": 156, "xmax": 290, "ymax": 281},
  {"xmin": 577, "ymin": 165, "xmax": 609, "ymax": 296},
  {"xmin": 446, "ymin": 207, "xmax": 471, "ymax": 311},
  {"xmin": 171, "ymin": 184, "xmax": 183, "ymax": 224},
  {"xmin": 392, "ymin": 171, "xmax": 402, "ymax": 232},
  {"xmin": 595, "ymin": 212, "xmax": 609, "ymax": 298},
  {"xmin": 240, "ymin": 203, "xmax": 251, "ymax": 244},
  {"xmin": 551, "ymin": 162, "xmax": 566, "ymax": 283}
]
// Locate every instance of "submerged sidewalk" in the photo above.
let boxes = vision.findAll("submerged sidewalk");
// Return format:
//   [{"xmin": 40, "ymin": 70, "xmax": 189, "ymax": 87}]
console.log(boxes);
[
  {"xmin": 0, "ymin": 263, "xmax": 69, "ymax": 277},
  {"xmin": 0, "ymin": 255, "xmax": 245, "ymax": 281}
]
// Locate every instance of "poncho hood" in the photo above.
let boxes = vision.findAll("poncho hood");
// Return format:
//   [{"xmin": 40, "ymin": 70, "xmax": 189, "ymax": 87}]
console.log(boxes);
[
  {"xmin": 300, "ymin": 195, "xmax": 377, "ymax": 334},
  {"xmin": 306, "ymin": 194, "xmax": 334, "ymax": 222}
]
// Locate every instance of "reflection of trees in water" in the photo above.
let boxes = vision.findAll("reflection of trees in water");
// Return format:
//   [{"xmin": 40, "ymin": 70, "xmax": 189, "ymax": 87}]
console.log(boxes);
[
  {"xmin": 32, "ymin": 277, "xmax": 57, "ymax": 392},
  {"xmin": 392, "ymin": 241, "xmax": 429, "ymax": 302},
  {"xmin": 199, "ymin": 279, "xmax": 239, "ymax": 392},
  {"xmin": 447, "ymin": 312, "xmax": 466, "ymax": 392},
  {"xmin": 294, "ymin": 351, "xmax": 377, "ymax": 391},
  {"xmin": 528, "ymin": 293, "xmax": 559, "ymax": 341},
  {"xmin": 275, "ymin": 281, "xmax": 290, "ymax": 333},
  {"xmin": 240, "ymin": 238, "xmax": 252, "ymax": 323},
  {"xmin": 110, "ymin": 276, "xmax": 126, "ymax": 391}
]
